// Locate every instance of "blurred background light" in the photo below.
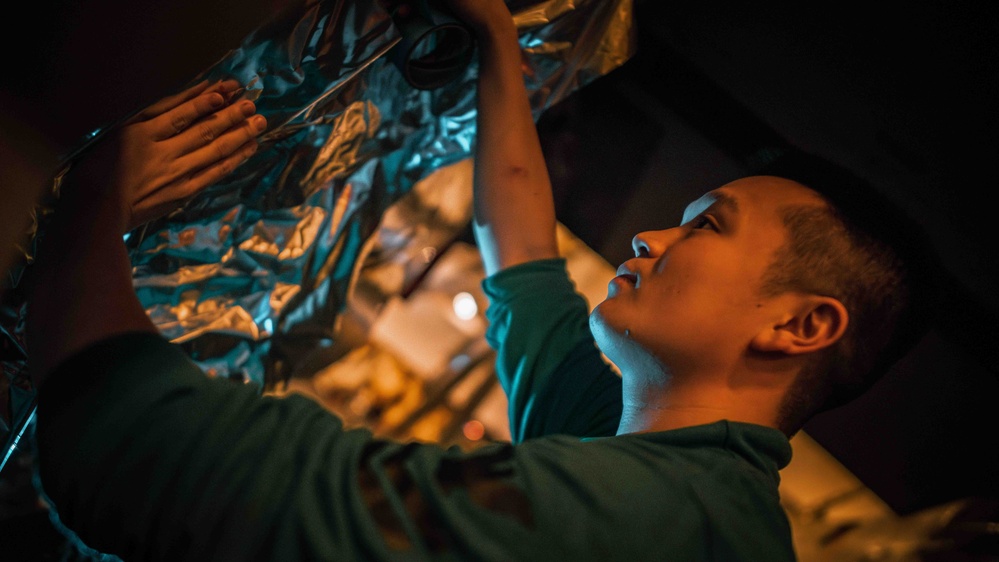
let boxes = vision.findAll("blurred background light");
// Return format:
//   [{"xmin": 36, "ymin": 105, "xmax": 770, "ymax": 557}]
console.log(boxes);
[{"xmin": 452, "ymin": 291, "xmax": 477, "ymax": 321}]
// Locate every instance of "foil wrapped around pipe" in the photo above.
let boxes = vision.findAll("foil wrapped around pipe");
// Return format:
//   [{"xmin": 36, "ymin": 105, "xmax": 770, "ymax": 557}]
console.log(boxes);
[{"xmin": 1, "ymin": 0, "xmax": 634, "ymax": 448}]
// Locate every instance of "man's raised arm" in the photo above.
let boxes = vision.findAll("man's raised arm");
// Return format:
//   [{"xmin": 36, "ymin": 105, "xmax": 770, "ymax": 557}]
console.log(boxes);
[
  {"xmin": 27, "ymin": 80, "xmax": 266, "ymax": 386},
  {"xmin": 442, "ymin": 1, "xmax": 624, "ymax": 442},
  {"xmin": 447, "ymin": 0, "xmax": 559, "ymax": 277}
]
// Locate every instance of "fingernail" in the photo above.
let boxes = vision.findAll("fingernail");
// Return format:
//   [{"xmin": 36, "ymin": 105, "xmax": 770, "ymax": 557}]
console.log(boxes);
[
  {"xmin": 241, "ymin": 100, "xmax": 256, "ymax": 116},
  {"xmin": 252, "ymin": 115, "xmax": 267, "ymax": 130},
  {"xmin": 225, "ymin": 87, "xmax": 245, "ymax": 103},
  {"xmin": 209, "ymin": 93, "xmax": 224, "ymax": 108}
]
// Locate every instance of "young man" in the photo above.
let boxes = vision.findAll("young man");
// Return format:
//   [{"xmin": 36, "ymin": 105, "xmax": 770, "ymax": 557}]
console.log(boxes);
[{"xmin": 29, "ymin": 0, "xmax": 936, "ymax": 560}]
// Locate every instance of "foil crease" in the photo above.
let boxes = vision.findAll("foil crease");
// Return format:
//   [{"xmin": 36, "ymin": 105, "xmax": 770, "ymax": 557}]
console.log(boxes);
[{"xmin": 1, "ymin": 0, "xmax": 634, "ymax": 437}]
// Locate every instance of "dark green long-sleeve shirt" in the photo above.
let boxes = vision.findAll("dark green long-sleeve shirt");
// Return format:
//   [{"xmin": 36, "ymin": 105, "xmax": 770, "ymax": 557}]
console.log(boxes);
[{"xmin": 36, "ymin": 258, "xmax": 796, "ymax": 561}]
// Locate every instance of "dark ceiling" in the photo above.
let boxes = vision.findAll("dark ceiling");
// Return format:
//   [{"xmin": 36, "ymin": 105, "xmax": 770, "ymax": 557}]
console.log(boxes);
[{"xmin": 8, "ymin": 0, "xmax": 999, "ymax": 517}]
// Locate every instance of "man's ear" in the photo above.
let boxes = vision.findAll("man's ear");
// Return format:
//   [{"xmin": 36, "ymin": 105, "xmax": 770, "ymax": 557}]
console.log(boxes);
[{"xmin": 751, "ymin": 296, "xmax": 849, "ymax": 355}]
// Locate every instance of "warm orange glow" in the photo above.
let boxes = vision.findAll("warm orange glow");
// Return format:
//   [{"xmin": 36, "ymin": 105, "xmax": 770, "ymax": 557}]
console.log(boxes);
[{"xmin": 462, "ymin": 420, "xmax": 486, "ymax": 441}]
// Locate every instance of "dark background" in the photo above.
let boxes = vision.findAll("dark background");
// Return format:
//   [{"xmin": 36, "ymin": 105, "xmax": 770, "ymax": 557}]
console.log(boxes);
[
  {"xmin": 532, "ymin": 1, "xmax": 999, "ymax": 515},
  {"xmin": 6, "ymin": 0, "xmax": 998, "ymax": 521}
]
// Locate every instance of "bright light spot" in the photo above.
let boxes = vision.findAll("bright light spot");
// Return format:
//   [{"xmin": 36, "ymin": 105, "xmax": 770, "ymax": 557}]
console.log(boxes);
[
  {"xmin": 263, "ymin": 318, "xmax": 274, "ymax": 334},
  {"xmin": 452, "ymin": 292, "xmax": 477, "ymax": 320},
  {"xmin": 462, "ymin": 420, "xmax": 486, "ymax": 441}
]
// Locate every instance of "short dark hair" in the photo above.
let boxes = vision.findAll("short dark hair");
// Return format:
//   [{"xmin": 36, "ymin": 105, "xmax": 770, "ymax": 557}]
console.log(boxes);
[{"xmin": 753, "ymin": 149, "xmax": 941, "ymax": 434}]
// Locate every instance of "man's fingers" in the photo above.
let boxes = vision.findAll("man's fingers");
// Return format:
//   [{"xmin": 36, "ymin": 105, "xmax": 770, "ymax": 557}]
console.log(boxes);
[
  {"xmin": 169, "ymin": 99, "xmax": 260, "ymax": 153},
  {"xmin": 148, "ymin": 91, "xmax": 233, "ymax": 142},
  {"xmin": 210, "ymin": 80, "xmax": 243, "ymax": 102},
  {"xmin": 130, "ymin": 79, "xmax": 243, "ymax": 127},
  {"xmin": 133, "ymin": 139, "xmax": 259, "ymax": 217},
  {"xmin": 186, "ymin": 139, "xmax": 260, "ymax": 193},
  {"xmin": 172, "ymin": 114, "xmax": 267, "ymax": 181},
  {"xmin": 129, "ymin": 80, "xmax": 213, "ymax": 124}
]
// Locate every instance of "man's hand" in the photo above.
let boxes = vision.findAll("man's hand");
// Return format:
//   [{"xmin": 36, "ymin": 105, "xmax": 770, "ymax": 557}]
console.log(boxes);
[
  {"xmin": 379, "ymin": 0, "xmax": 514, "ymax": 35},
  {"xmin": 64, "ymin": 79, "xmax": 267, "ymax": 233},
  {"xmin": 28, "ymin": 79, "xmax": 267, "ymax": 385},
  {"xmin": 441, "ymin": 0, "xmax": 514, "ymax": 34}
]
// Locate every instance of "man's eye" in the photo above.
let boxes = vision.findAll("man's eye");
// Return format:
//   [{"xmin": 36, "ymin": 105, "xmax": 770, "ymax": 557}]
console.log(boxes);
[{"xmin": 693, "ymin": 216, "xmax": 717, "ymax": 230}]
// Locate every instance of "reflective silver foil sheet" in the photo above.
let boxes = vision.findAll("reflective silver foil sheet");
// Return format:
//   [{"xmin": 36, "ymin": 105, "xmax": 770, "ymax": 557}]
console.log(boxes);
[{"xmin": 0, "ymin": 0, "xmax": 634, "ymax": 462}]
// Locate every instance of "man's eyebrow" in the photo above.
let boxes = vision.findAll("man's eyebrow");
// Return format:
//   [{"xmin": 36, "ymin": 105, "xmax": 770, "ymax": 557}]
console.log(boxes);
[
  {"xmin": 706, "ymin": 190, "xmax": 739, "ymax": 215},
  {"xmin": 682, "ymin": 190, "xmax": 739, "ymax": 223}
]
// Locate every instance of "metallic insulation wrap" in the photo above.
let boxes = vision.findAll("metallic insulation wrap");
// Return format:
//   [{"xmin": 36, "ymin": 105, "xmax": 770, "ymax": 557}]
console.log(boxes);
[{"xmin": 1, "ymin": 0, "xmax": 634, "ymax": 461}]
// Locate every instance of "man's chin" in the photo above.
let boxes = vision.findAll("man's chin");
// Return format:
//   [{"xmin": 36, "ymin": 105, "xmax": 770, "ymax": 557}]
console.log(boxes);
[{"xmin": 589, "ymin": 305, "xmax": 625, "ymax": 347}]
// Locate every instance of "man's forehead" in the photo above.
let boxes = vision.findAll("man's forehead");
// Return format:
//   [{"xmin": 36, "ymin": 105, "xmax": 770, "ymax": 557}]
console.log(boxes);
[{"xmin": 680, "ymin": 177, "xmax": 825, "ymax": 225}]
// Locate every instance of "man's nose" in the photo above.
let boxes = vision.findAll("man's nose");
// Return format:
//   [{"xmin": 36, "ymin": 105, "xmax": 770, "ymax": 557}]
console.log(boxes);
[
  {"xmin": 632, "ymin": 233, "xmax": 651, "ymax": 257},
  {"xmin": 632, "ymin": 229, "xmax": 679, "ymax": 258}
]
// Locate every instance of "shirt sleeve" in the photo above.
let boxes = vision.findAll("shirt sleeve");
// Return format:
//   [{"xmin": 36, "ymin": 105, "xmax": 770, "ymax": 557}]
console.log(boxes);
[
  {"xmin": 34, "ymin": 333, "xmax": 627, "ymax": 562},
  {"xmin": 480, "ymin": 258, "xmax": 622, "ymax": 442},
  {"xmin": 35, "ymin": 332, "xmax": 386, "ymax": 561},
  {"xmin": 33, "ymin": 333, "xmax": 792, "ymax": 562}
]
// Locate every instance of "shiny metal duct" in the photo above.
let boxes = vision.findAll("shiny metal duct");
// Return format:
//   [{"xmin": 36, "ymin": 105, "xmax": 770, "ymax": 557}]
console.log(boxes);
[{"xmin": 1, "ymin": 0, "xmax": 635, "ymax": 472}]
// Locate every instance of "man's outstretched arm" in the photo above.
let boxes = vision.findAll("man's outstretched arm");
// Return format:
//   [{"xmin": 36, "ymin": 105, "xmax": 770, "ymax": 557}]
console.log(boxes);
[
  {"xmin": 27, "ymin": 80, "xmax": 266, "ymax": 387},
  {"xmin": 448, "ymin": 0, "xmax": 559, "ymax": 277},
  {"xmin": 446, "ymin": 1, "xmax": 623, "ymax": 441}
]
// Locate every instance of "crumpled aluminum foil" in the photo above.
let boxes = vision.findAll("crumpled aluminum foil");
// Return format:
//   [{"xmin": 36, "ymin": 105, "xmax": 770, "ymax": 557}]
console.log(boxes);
[{"xmin": 1, "ymin": 0, "xmax": 634, "ymax": 461}]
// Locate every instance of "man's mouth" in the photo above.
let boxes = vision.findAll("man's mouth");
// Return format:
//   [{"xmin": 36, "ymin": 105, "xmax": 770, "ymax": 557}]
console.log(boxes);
[
  {"xmin": 615, "ymin": 264, "xmax": 638, "ymax": 287},
  {"xmin": 608, "ymin": 265, "xmax": 638, "ymax": 296}
]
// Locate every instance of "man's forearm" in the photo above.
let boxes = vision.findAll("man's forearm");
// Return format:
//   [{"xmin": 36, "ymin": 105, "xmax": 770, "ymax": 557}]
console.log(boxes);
[
  {"xmin": 471, "ymin": 18, "xmax": 558, "ymax": 277},
  {"xmin": 27, "ymin": 194, "xmax": 156, "ymax": 388},
  {"xmin": 25, "ymin": 81, "xmax": 264, "ymax": 388}
]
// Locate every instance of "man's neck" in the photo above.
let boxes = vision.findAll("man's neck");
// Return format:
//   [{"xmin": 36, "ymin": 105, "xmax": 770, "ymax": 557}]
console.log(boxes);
[{"xmin": 616, "ymin": 375, "xmax": 782, "ymax": 435}]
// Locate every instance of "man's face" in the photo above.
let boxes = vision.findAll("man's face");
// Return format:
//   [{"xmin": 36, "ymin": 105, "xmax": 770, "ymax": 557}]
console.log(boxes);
[{"xmin": 590, "ymin": 176, "xmax": 827, "ymax": 377}]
